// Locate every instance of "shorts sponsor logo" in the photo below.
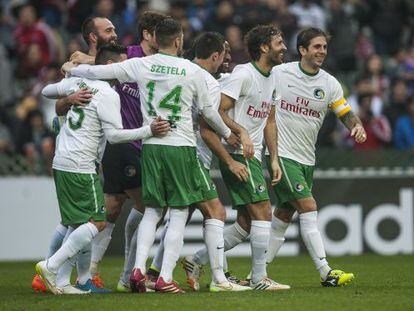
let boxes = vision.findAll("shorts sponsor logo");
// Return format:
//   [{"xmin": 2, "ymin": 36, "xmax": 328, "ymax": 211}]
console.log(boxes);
[
  {"xmin": 295, "ymin": 183, "xmax": 304, "ymax": 192},
  {"xmin": 124, "ymin": 165, "xmax": 136, "ymax": 177},
  {"xmin": 314, "ymin": 88, "xmax": 325, "ymax": 99},
  {"xmin": 99, "ymin": 205, "xmax": 105, "ymax": 214},
  {"xmin": 257, "ymin": 184, "xmax": 265, "ymax": 193},
  {"xmin": 211, "ymin": 182, "xmax": 216, "ymax": 191}
]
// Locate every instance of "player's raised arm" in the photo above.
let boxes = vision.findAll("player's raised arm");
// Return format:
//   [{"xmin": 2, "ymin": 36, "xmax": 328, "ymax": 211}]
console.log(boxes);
[{"xmin": 68, "ymin": 57, "xmax": 141, "ymax": 84}]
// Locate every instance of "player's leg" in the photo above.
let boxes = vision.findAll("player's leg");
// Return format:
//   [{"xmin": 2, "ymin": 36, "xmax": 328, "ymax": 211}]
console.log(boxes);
[
  {"xmin": 32, "ymin": 223, "xmax": 68, "ymax": 292},
  {"xmin": 36, "ymin": 170, "xmax": 107, "ymax": 294},
  {"xmin": 266, "ymin": 208, "xmax": 293, "ymax": 263}
]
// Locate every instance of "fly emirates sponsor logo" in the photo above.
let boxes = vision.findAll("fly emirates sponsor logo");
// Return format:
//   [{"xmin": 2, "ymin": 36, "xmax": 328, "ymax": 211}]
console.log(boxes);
[
  {"xmin": 281, "ymin": 96, "xmax": 320, "ymax": 118},
  {"xmin": 247, "ymin": 101, "xmax": 271, "ymax": 118}
]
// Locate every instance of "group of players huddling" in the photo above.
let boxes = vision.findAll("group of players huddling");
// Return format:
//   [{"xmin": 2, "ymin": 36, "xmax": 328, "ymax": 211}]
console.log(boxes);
[{"xmin": 32, "ymin": 10, "xmax": 367, "ymax": 294}]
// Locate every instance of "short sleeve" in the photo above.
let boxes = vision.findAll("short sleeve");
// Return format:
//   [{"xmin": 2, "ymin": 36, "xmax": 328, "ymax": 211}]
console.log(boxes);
[
  {"xmin": 329, "ymin": 77, "xmax": 351, "ymax": 117},
  {"xmin": 193, "ymin": 69, "xmax": 213, "ymax": 110},
  {"xmin": 271, "ymin": 72, "xmax": 281, "ymax": 107},
  {"xmin": 96, "ymin": 90, "xmax": 123, "ymax": 130},
  {"xmin": 220, "ymin": 65, "xmax": 250, "ymax": 100}
]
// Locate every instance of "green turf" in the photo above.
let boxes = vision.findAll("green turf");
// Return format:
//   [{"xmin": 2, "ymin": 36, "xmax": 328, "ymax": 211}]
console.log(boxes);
[{"xmin": 0, "ymin": 255, "xmax": 413, "ymax": 310}]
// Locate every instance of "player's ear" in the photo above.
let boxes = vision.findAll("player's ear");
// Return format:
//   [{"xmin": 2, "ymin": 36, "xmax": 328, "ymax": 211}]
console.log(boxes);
[
  {"xmin": 299, "ymin": 45, "xmax": 307, "ymax": 57},
  {"xmin": 142, "ymin": 29, "xmax": 151, "ymax": 42},
  {"xmin": 89, "ymin": 32, "xmax": 97, "ymax": 45},
  {"xmin": 211, "ymin": 51, "xmax": 219, "ymax": 62},
  {"xmin": 260, "ymin": 43, "xmax": 269, "ymax": 55}
]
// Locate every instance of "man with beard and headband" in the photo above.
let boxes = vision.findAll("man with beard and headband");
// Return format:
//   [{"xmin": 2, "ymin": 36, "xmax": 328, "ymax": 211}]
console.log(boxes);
[
  {"xmin": 70, "ymin": 11, "xmax": 167, "ymax": 292},
  {"xmin": 265, "ymin": 27, "xmax": 366, "ymax": 287},
  {"xmin": 66, "ymin": 18, "xmax": 239, "ymax": 294},
  {"xmin": 186, "ymin": 25, "xmax": 291, "ymax": 291},
  {"xmin": 31, "ymin": 15, "xmax": 118, "ymax": 293}
]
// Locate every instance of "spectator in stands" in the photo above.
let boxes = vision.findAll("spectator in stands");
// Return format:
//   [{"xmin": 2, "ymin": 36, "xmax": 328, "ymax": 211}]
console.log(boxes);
[
  {"xmin": 394, "ymin": 96, "xmax": 414, "ymax": 150},
  {"xmin": 400, "ymin": 46, "xmax": 414, "ymax": 95},
  {"xmin": 384, "ymin": 79, "xmax": 409, "ymax": 129},
  {"xmin": 205, "ymin": 0, "xmax": 235, "ymax": 35},
  {"xmin": 13, "ymin": 4, "xmax": 54, "ymax": 68},
  {"xmin": 15, "ymin": 109, "xmax": 54, "ymax": 174},
  {"xmin": 288, "ymin": 0, "xmax": 326, "ymax": 31},
  {"xmin": 353, "ymin": 93, "xmax": 392, "ymax": 150},
  {"xmin": 348, "ymin": 76, "xmax": 384, "ymax": 117},
  {"xmin": 225, "ymin": 25, "xmax": 249, "ymax": 69},
  {"xmin": 363, "ymin": 54, "xmax": 390, "ymax": 101}
]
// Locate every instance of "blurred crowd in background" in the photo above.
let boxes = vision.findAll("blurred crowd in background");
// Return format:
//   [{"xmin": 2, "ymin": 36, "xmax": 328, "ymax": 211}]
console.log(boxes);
[{"xmin": 1, "ymin": 0, "xmax": 414, "ymax": 175}]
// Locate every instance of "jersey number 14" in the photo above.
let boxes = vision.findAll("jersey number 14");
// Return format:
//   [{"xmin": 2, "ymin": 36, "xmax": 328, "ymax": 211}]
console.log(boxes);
[{"xmin": 146, "ymin": 81, "xmax": 182, "ymax": 124}]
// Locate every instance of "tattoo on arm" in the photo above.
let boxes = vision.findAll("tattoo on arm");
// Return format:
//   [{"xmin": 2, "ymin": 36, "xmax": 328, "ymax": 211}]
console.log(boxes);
[{"xmin": 339, "ymin": 110, "xmax": 362, "ymax": 131}]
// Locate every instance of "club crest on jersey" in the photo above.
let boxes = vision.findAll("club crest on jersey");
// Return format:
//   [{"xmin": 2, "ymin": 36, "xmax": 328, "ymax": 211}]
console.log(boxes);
[
  {"xmin": 124, "ymin": 166, "xmax": 136, "ymax": 177},
  {"xmin": 257, "ymin": 184, "xmax": 266, "ymax": 193},
  {"xmin": 210, "ymin": 182, "xmax": 216, "ymax": 191},
  {"xmin": 295, "ymin": 183, "xmax": 304, "ymax": 192},
  {"xmin": 314, "ymin": 88, "xmax": 325, "ymax": 100},
  {"xmin": 99, "ymin": 205, "xmax": 105, "ymax": 214}
]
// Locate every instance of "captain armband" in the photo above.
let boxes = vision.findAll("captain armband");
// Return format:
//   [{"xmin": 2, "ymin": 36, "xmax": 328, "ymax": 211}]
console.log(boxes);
[{"xmin": 330, "ymin": 98, "xmax": 351, "ymax": 117}]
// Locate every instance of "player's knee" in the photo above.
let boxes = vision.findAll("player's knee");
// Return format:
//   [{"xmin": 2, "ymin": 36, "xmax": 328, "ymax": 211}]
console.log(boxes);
[{"xmin": 274, "ymin": 208, "xmax": 294, "ymax": 223}]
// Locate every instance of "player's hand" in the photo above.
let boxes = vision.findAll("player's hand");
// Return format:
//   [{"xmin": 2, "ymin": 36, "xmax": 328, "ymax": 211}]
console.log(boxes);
[
  {"xmin": 70, "ymin": 51, "xmax": 95, "ymax": 65},
  {"xmin": 67, "ymin": 89, "xmax": 93, "ymax": 106},
  {"xmin": 228, "ymin": 159, "xmax": 249, "ymax": 182},
  {"xmin": 225, "ymin": 132, "xmax": 240, "ymax": 149},
  {"xmin": 150, "ymin": 117, "xmax": 170, "ymax": 137},
  {"xmin": 61, "ymin": 61, "xmax": 78, "ymax": 75},
  {"xmin": 239, "ymin": 129, "xmax": 254, "ymax": 159},
  {"xmin": 270, "ymin": 158, "xmax": 282, "ymax": 186},
  {"xmin": 351, "ymin": 124, "xmax": 367, "ymax": 143}
]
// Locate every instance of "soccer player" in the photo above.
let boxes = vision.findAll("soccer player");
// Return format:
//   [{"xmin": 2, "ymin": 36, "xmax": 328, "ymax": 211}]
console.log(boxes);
[
  {"xmin": 146, "ymin": 32, "xmax": 251, "ymax": 292},
  {"xmin": 71, "ymin": 11, "xmax": 167, "ymax": 292},
  {"xmin": 66, "ymin": 18, "xmax": 238, "ymax": 294},
  {"xmin": 36, "ymin": 44, "xmax": 170, "ymax": 295},
  {"xmin": 265, "ymin": 27, "xmax": 366, "ymax": 287},
  {"xmin": 204, "ymin": 25, "xmax": 289, "ymax": 291},
  {"xmin": 31, "ymin": 15, "xmax": 118, "ymax": 293}
]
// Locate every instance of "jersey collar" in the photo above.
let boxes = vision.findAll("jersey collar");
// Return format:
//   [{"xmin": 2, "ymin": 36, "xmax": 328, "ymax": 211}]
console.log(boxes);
[
  {"xmin": 251, "ymin": 61, "xmax": 271, "ymax": 77},
  {"xmin": 158, "ymin": 51, "xmax": 182, "ymax": 58},
  {"xmin": 298, "ymin": 62, "xmax": 319, "ymax": 76}
]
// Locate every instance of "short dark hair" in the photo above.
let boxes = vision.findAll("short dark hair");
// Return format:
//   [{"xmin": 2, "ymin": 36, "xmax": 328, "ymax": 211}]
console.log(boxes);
[
  {"xmin": 245, "ymin": 25, "xmax": 282, "ymax": 61},
  {"xmin": 95, "ymin": 43, "xmax": 127, "ymax": 65},
  {"xmin": 296, "ymin": 27, "xmax": 330, "ymax": 55},
  {"xmin": 138, "ymin": 11, "xmax": 167, "ymax": 41},
  {"xmin": 194, "ymin": 32, "xmax": 225, "ymax": 59},
  {"xmin": 155, "ymin": 18, "xmax": 182, "ymax": 48}
]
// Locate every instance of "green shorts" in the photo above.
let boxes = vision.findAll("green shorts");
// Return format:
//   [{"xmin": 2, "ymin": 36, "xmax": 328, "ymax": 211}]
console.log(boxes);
[
  {"xmin": 219, "ymin": 154, "xmax": 269, "ymax": 209},
  {"xmin": 53, "ymin": 169, "xmax": 106, "ymax": 225},
  {"xmin": 266, "ymin": 156, "xmax": 314, "ymax": 209},
  {"xmin": 197, "ymin": 160, "xmax": 218, "ymax": 201},
  {"xmin": 141, "ymin": 144, "xmax": 204, "ymax": 208}
]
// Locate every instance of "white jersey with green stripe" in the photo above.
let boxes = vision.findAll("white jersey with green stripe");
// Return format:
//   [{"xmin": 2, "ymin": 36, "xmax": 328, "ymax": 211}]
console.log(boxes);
[
  {"xmin": 52, "ymin": 77, "xmax": 122, "ymax": 174},
  {"xmin": 271, "ymin": 62, "xmax": 351, "ymax": 166},
  {"xmin": 221, "ymin": 62, "xmax": 277, "ymax": 161},
  {"xmin": 193, "ymin": 67, "xmax": 223, "ymax": 169},
  {"xmin": 108, "ymin": 53, "xmax": 212, "ymax": 147}
]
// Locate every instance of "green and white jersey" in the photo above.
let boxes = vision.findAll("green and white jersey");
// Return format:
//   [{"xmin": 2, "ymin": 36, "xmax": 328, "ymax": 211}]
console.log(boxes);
[
  {"xmin": 193, "ymin": 67, "xmax": 221, "ymax": 169},
  {"xmin": 221, "ymin": 62, "xmax": 276, "ymax": 161},
  {"xmin": 272, "ymin": 62, "xmax": 351, "ymax": 165},
  {"xmin": 107, "ymin": 53, "xmax": 212, "ymax": 147},
  {"xmin": 52, "ymin": 77, "xmax": 122, "ymax": 174}
]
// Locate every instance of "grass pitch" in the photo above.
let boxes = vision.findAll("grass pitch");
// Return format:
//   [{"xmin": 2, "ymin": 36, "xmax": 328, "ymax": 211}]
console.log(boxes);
[{"xmin": 0, "ymin": 255, "xmax": 413, "ymax": 311}]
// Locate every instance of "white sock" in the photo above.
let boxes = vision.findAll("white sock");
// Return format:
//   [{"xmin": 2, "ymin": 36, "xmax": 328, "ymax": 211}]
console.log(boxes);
[
  {"xmin": 76, "ymin": 242, "xmax": 92, "ymax": 285},
  {"xmin": 134, "ymin": 207, "xmax": 163, "ymax": 273},
  {"xmin": 91, "ymin": 222, "xmax": 115, "ymax": 265},
  {"xmin": 47, "ymin": 224, "xmax": 68, "ymax": 258},
  {"xmin": 223, "ymin": 254, "xmax": 228, "ymax": 272},
  {"xmin": 150, "ymin": 222, "xmax": 168, "ymax": 271},
  {"xmin": 205, "ymin": 219, "xmax": 226, "ymax": 284},
  {"xmin": 159, "ymin": 208, "xmax": 189, "ymax": 282},
  {"xmin": 193, "ymin": 221, "xmax": 248, "ymax": 266},
  {"xmin": 124, "ymin": 209, "xmax": 143, "ymax": 260},
  {"xmin": 266, "ymin": 215, "xmax": 289, "ymax": 263},
  {"xmin": 47, "ymin": 223, "xmax": 98, "ymax": 274},
  {"xmin": 250, "ymin": 220, "xmax": 271, "ymax": 284},
  {"xmin": 121, "ymin": 227, "xmax": 137, "ymax": 284},
  {"xmin": 55, "ymin": 227, "xmax": 75, "ymax": 288},
  {"xmin": 299, "ymin": 211, "xmax": 331, "ymax": 279},
  {"xmin": 119, "ymin": 209, "xmax": 143, "ymax": 283}
]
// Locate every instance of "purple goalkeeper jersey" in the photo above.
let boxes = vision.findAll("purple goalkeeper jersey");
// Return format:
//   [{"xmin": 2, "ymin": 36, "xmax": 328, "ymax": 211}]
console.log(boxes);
[{"xmin": 114, "ymin": 45, "xmax": 145, "ymax": 150}]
